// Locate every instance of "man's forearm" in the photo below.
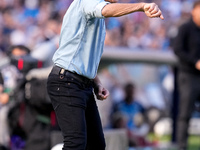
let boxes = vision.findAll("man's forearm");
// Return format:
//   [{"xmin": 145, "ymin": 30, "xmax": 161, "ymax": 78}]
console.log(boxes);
[
  {"xmin": 93, "ymin": 75, "xmax": 102, "ymax": 87},
  {"xmin": 102, "ymin": 3, "xmax": 145, "ymax": 17}
]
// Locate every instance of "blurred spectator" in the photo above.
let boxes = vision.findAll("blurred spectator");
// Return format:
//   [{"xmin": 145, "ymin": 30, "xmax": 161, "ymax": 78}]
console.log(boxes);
[
  {"xmin": 111, "ymin": 82, "xmax": 151, "ymax": 147},
  {"xmin": 0, "ymin": 44, "xmax": 54, "ymax": 150},
  {"xmin": 30, "ymin": 17, "xmax": 61, "ymax": 68},
  {"xmin": 4, "ymin": 45, "xmax": 53, "ymax": 150},
  {"xmin": 173, "ymin": 1, "xmax": 200, "ymax": 150},
  {"xmin": 0, "ymin": 45, "xmax": 30, "ymax": 149},
  {"xmin": 0, "ymin": 0, "xmax": 64, "ymax": 53},
  {"xmin": 0, "ymin": 0, "xmax": 196, "ymax": 54}
]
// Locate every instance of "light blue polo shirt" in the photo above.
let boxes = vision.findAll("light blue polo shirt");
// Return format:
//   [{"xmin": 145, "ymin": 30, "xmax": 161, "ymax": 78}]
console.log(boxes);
[{"xmin": 52, "ymin": 0, "xmax": 110, "ymax": 79}]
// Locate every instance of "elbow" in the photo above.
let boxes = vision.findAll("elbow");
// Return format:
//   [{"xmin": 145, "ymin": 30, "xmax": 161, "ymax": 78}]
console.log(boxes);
[
  {"xmin": 101, "ymin": 9, "xmax": 109, "ymax": 18},
  {"xmin": 101, "ymin": 4, "xmax": 114, "ymax": 18}
]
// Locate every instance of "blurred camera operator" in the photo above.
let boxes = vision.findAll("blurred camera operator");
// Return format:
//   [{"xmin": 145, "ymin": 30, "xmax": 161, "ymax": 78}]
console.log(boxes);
[
  {"xmin": 0, "ymin": 44, "xmax": 53, "ymax": 150},
  {"xmin": 0, "ymin": 45, "xmax": 30, "ymax": 149}
]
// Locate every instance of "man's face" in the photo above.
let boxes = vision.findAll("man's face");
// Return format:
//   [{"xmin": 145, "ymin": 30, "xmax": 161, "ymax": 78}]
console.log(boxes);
[
  {"xmin": 11, "ymin": 48, "xmax": 28, "ymax": 57},
  {"xmin": 192, "ymin": 5, "xmax": 200, "ymax": 27},
  {"xmin": 105, "ymin": 0, "xmax": 118, "ymax": 3}
]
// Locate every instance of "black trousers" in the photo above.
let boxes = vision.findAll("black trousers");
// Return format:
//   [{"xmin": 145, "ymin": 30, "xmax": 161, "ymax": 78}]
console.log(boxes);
[
  {"xmin": 47, "ymin": 66, "xmax": 106, "ymax": 150},
  {"xmin": 176, "ymin": 71, "xmax": 200, "ymax": 149}
]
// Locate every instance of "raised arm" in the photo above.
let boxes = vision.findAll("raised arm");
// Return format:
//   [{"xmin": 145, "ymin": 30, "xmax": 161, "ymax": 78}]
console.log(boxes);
[{"xmin": 102, "ymin": 2, "xmax": 164, "ymax": 19}]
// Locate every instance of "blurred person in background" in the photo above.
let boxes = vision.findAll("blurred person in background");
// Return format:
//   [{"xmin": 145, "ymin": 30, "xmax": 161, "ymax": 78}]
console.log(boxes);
[
  {"xmin": 173, "ymin": 1, "xmax": 200, "ymax": 150},
  {"xmin": 0, "ymin": 45, "xmax": 30, "ymax": 150},
  {"xmin": 111, "ymin": 82, "xmax": 151, "ymax": 147},
  {"xmin": 0, "ymin": 0, "xmax": 193, "ymax": 54},
  {"xmin": 0, "ymin": 44, "xmax": 53, "ymax": 150},
  {"xmin": 0, "ymin": 72, "xmax": 8, "ymax": 150},
  {"xmin": 5, "ymin": 45, "xmax": 53, "ymax": 150}
]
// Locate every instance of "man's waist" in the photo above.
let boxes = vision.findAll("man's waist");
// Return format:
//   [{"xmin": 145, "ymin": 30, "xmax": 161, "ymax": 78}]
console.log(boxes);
[{"xmin": 51, "ymin": 65, "xmax": 94, "ymax": 86}]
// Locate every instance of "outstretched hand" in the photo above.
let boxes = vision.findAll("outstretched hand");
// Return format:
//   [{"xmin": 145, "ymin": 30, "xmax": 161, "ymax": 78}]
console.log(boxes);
[{"xmin": 144, "ymin": 3, "xmax": 164, "ymax": 20}]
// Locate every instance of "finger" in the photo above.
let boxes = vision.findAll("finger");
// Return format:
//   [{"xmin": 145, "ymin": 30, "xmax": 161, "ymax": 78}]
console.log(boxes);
[
  {"xmin": 104, "ymin": 91, "xmax": 110, "ymax": 98},
  {"xmin": 103, "ymin": 89, "xmax": 110, "ymax": 97},
  {"xmin": 98, "ymin": 90, "xmax": 106, "ymax": 98},
  {"xmin": 98, "ymin": 93, "xmax": 104, "ymax": 98},
  {"xmin": 100, "ymin": 96, "xmax": 106, "ymax": 101},
  {"xmin": 144, "ymin": 4, "xmax": 150, "ymax": 12},
  {"xmin": 98, "ymin": 94, "xmax": 107, "ymax": 100},
  {"xmin": 150, "ymin": 10, "xmax": 161, "ymax": 17},
  {"xmin": 150, "ymin": 5, "xmax": 158, "ymax": 15},
  {"xmin": 98, "ymin": 93, "xmax": 108, "ymax": 100},
  {"xmin": 160, "ymin": 14, "xmax": 164, "ymax": 20},
  {"xmin": 151, "ymin": 10, "xmax": 164, "ymax": 19},
  {"xmin": 98, "ymin": 88, "xmax": 103, "ymax": 96},
  {"xmin": 154, "ymin": 9, "xmax": 164, "ymax": 20},
  {"xmin": 148, "ymin": 3, "xmax": 156, "ymax": 12},
  {"xmin": 102, "ymin": 89, "xmax": 108, "ymax": 96},
  {"xmin": 150, "ymin": 7, "xmax": 164, "ymax": 20},
  {"xmin": 97, "ymin": 95, "xmax": 104, "ymax": 100}
]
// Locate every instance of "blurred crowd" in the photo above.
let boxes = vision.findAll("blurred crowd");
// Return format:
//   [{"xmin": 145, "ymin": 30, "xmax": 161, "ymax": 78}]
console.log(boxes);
[
  {"xmin": 0, "ymin": 0, "xmax": 199, "ymax": 150},
  {"xmin": 0, "ymin": 0, "xmax": 197, "ymax": 55},
  {"xmin": 104, "ymin": 0, "xmax": 195, "ymax": 50},
  {"xmin": 0, "ymin": 0, "xmax": 73, "ymax": 54}
]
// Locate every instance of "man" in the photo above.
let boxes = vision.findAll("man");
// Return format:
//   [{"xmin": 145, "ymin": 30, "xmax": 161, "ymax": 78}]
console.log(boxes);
[
  {"xmin": 3, "ymin": 45, "xmax": 52, "ymax": 150},
  {"xmin": 0, "ymin": 45, "xmax": 30, "ymax": 149},
  {"xmin": 173, "ymin": 1, "xmax": 200, "ymax": 150},
  {"xmin": 47, "ymin": 0, "xmax": 164, "ymax": 149},
  {"xmin": 111, "ymin": 83, "xmax": 149, "ymax": 147}
]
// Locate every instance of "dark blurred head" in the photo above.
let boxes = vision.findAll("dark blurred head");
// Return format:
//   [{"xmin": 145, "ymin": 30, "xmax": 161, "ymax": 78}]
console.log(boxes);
[
  {"xmin": 8, "ymin": 45, "xmax": 42, "ymax": 73},
  {"xmin": 192, "ymin": 0, "xmax": 200, "ymax": 27},
  {"xmin": 7, "ymin": 45, "xmax": 31, "ymax": 57},
  {"xmin": 124, "ymin": 82, "xmax": 135, "ymax": 103},
  {"xmin": 193, "ymin": 0, "xmax": 200, "ymax": 9}
]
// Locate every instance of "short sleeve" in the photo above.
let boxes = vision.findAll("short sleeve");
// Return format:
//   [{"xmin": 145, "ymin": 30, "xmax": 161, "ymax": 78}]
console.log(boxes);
[{"xmin": 82, "ymin": 0, "xmax": 110, "ymax": 19}]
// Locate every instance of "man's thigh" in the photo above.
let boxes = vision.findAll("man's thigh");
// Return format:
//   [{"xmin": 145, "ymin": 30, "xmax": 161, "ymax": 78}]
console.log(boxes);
[
  {"xmin": 47, "ymin": 73, "xmax": 88, "ymax": 150},
  {"xmin": 85, "ymin": 97, "xmax": 106, "ymax": 150}
]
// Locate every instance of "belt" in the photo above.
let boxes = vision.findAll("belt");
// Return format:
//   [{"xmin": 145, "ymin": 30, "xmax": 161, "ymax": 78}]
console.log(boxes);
[{"xmin": 51, "ymin": 65, "xmax": 93, "ymax": 86}]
